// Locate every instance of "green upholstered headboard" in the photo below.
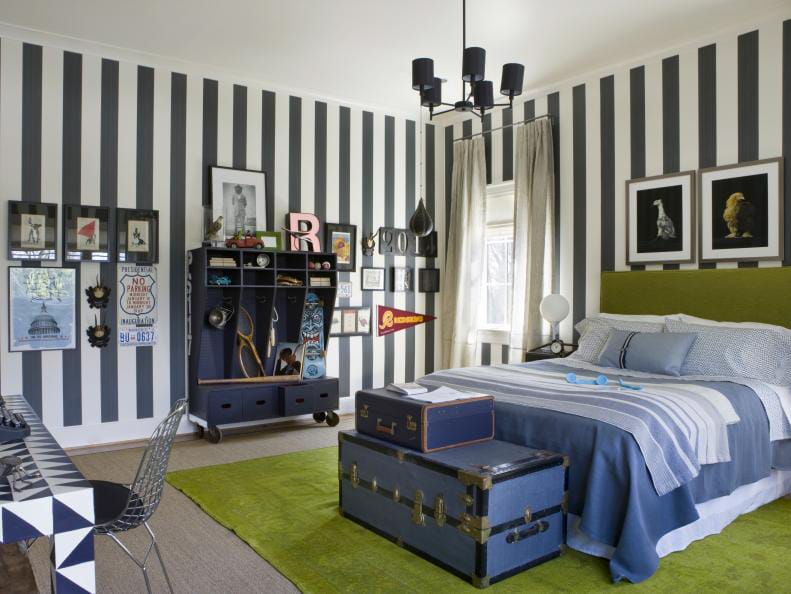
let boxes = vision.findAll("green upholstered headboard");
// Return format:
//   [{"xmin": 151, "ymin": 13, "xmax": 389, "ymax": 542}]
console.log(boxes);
[{"xmin": 600, "ymin": 268, "xmax": 791, "ymax": 329}]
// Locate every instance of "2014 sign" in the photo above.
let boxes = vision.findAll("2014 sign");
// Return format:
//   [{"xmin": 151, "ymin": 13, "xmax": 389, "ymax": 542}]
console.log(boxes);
[
  {"xmin": 118, "ymin": 264, "xmax": 157, "ymax": 347},
  {"xmin": 377, "ymin": 227, "xmax": 437, "ymax": 257}
]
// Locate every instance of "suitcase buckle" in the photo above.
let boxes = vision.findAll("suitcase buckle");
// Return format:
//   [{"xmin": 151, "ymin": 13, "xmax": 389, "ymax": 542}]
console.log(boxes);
[
  {"xmin": 359, "ymin": 405, "xmax": 369, "ymax": 419},
  {"xmin": 434, "ymin": 494, "xmax": 446, "ymax": 527},
  {"xmin": 406, "ymin": 415, "xmax": 417, "ymax": 432},
  {"xmin": 411, "ymin": 490, "xmax": 426, "ymax": 526},
  {"xmin": 524, "ymin": 506, "xmax": 532, "ymax": 523},
  {"xmin": 392, "ymin": 486, "xmax": 400, "ymax": 503},
  {"xmin": 350, "ymin": 463, "xmax": 359, "ymax": 488}
]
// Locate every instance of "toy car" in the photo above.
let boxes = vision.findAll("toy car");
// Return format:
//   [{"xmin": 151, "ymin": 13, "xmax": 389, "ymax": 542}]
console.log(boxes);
[
  {"xmin": 226, "ymin": 232, "xmax": 264, "ymax": 249},
  {"xmin": 208, "ymin": 274, "xmax": 233, "ymax": 286}
]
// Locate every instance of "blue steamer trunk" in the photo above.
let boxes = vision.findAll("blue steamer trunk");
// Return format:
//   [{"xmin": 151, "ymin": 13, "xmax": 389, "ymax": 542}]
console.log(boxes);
[
  {"xmin": 338, "ymin": 431, "xmax": 568, "ymax": 588},
  {"xmin": 355, "ymin": 388, "xmax": 495, "ymax": 452}
]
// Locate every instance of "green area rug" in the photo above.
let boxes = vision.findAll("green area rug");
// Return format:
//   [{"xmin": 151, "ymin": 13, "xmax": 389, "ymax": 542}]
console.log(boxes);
[{"xmin": 167, "ymin": 447, "xmax": 791, "ymax": 593}]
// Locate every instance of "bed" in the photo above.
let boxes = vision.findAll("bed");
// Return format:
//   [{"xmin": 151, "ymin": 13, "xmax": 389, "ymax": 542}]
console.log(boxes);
[{"xmin": 420, "ymin": 267, "xmax": 791, "ymax": 583}]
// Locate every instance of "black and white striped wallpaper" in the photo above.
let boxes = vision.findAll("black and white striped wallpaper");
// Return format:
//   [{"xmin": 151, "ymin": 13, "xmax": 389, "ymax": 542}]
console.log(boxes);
[
  {"xmin": 430, "ymin": 15, "xmax": 791, "ymax": 363},
  {"xmin": 0, "ymin": 33, "xmax": 439, "ymax": 447}
]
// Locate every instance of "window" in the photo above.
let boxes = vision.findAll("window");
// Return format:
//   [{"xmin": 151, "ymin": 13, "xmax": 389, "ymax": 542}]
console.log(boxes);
[{"xmin": 480, "ymin": 183, "xmax": 515, "ymax": 334}]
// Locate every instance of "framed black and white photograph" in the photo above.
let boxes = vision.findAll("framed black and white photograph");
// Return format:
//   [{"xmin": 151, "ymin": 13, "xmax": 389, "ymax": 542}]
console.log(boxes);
[
  {"xmin": 361, "ymin": 267, "xmax": 385, "ymax": 291},
  {"xmin": 63, "ymin": 205, "xmax": 112, "ymax": 262},
  {"xmin": 8, "ymin": 201, "xmax": 58, "ymax": 261},
  {"xmin": 391, "ymin": 267, "xmax": 413, "ymax": 292},
  {"xmin": 626, "ymin": 171, "xmax": 695, "ymax": 266},
  {"xmin": 418, "ymin": 268, "xmax": 440, "ymax": 293},
  {"xmin": 324, "ymin": 223, "xmax": 356, "ymax": 271},
  {"xmin": 211, "ymin": 166, "xmax": 267, "ymax": 239},
  {"xmin": 699, "ymin": 158, "xmax": 784, "ymax": 263},
  {"xmin": 117, "ymin": 208, "xmax": 159, "ymax": 264},
  {"xmin": 9, "ymin": 267, "xmax": 76, "ymax": 352}
]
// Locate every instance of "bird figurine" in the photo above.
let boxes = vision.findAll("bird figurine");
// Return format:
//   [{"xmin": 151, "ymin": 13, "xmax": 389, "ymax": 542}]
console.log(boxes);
[
  {"xmin": 652, "ymin": 198, "xmax": 676, "ymax": 240},
  {"xmin": 206, "ymin": 215, "xmax": 224, "ymax": 242},
  {"xmin": 723, "ymin": 192, "xmax": 754, "ymax": 239}
]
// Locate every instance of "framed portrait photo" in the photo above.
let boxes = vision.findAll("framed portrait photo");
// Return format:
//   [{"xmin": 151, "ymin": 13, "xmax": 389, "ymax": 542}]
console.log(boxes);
[
  {"xmin": 626, "ymin": 171, "xmax": 696, "ymax": 266},
  {"xmin": 361, "ymin": 267, "xmax": 385, "ymax": 291},
  {"xmin": 9, "ymin": 267, "xmax": 76, "ymax": 352},
  {"xmin": 699, "ymin": 158, "xmax": 784, "ymax": 263},
  {"xmin": 117, "ymin": 208, "xmax": 159, "ymax": 264},
  {"xmin": 325, "ymin": 223, "xmax": 357, "ymax": 271},
  {"xmin": 391, "ymin": 267, "xmax": 413, "ymax": 292},
  {"xmin": 8, "ymin": 201, "xmax": 58, "ymax": 261},
  {"xmin": 211, "ymin": 166, "xmax": 267, "ymax": 239},
  {"xmin": 63, "ymin": 205, "xmax": 112, "ymax": 262}
]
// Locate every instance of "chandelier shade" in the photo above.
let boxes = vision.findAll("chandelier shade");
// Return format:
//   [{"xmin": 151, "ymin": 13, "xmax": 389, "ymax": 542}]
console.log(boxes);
[
  {"xmin": 473, "ymin": 80, "xmax": 494, "ymax": 108},
  {"xmin": 500, "ymin": 63, "xmax": 525, "ymax": 97},
  {"xmin": 421, "ymin": 78, "xmax": 443, "ymax": 107},
  {"xmin": 411, "ymin": 58, "xmax": 435, "ymax": 90},
  {"xmin": 462, "ymin": 47, "xmax": 486, "ymax": 82}
]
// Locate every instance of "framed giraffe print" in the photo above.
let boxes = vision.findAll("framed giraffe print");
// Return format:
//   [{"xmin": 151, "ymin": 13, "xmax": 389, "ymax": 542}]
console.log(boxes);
[{"xmin": 626, "ymin": 171, "xmax": 696, "ymax": 266}]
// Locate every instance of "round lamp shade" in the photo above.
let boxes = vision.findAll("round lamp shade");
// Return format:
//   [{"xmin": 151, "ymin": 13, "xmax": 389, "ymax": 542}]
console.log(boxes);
[
  {"xmin": 539, "ymin": 294, "xmax": 570, "ymax": 323},
  {"xmin": 462, "ymin": 47, "xmax": 486, "ymax": 82},
  {"xmin": 421, "ymin": 77, "xmax": 443, "ymax": 107},
  {"xmin": 500, "ymin": 63, "xmax": 524, "ymax": 97},
  {"xmin": 473, "ymin": 80, "xmax": 494, "ymax": 108},
  {"xmin": 412, "ymin": 58, "xmax": 435, "ymax": 91}
]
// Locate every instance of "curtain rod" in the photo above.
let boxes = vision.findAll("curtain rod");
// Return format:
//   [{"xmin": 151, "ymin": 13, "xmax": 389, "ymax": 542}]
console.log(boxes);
[{"xmin": 453, "ymin": 113, "xmax": 555, "ymax": 142}]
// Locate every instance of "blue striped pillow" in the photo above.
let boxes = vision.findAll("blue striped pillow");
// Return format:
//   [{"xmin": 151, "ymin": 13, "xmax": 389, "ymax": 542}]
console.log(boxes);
[{"xmin": 597, "ymin": 330, "xmax": 698, "ymax": 376}]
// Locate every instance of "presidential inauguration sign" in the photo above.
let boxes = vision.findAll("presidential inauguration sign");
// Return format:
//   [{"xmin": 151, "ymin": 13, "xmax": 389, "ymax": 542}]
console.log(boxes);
[
  {"xmin": 377, "ymin": 305, "xmax": 436, "ymax": 337},
  {"xmin": 118, "ymin": 264, "xmax": 157, "ymax": 346}
]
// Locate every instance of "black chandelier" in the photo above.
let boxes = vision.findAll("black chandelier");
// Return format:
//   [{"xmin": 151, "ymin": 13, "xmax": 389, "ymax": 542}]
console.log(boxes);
[{"xmin": 411, "ymin": 0, "xmax": 525, "ymax": 120}]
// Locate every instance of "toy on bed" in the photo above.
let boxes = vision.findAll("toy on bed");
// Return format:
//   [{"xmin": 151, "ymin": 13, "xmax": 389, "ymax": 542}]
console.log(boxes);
[{"xmin": 565, "ymin": 372, "xmax": 642, "ymax": 390}]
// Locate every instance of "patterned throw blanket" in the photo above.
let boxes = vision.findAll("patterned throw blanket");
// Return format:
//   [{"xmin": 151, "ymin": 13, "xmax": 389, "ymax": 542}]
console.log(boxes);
[{"xmin": 420, "ymin": 363, "xmax": 741, "ymax": 496}]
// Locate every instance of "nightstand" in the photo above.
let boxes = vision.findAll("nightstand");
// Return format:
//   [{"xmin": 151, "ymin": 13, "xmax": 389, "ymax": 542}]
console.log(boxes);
[{"xmin": 524, "ymin": 344, "xmax": 577, "ymax": 362}]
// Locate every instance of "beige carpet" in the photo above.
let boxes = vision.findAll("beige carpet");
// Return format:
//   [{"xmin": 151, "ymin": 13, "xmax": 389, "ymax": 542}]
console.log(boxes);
[{"xmin": 26, "ymin": 416, "xmax": 355, "ymax": 593}]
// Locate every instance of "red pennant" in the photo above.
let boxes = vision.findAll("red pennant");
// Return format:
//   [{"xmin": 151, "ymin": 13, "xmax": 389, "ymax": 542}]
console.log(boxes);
[{"xmin": 377, "ymin": 305, "xmax": 436, "ymax": 336}]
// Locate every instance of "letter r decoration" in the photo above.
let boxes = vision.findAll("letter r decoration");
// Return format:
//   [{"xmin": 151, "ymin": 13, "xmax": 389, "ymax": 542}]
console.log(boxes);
[{"xmin": 286, "ymin": 212, "xmax": 321, "ymax": 251}]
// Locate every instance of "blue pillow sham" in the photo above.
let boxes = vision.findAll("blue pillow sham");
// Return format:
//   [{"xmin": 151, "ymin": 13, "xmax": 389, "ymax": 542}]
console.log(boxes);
[{"xmin": 597, "ymin": 330, "xmax": 697, "ymax": 376}]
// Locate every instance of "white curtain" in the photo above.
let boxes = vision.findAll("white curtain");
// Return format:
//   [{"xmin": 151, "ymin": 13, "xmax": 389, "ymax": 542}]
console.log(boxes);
[
  {"xmin": 442, "ymin": 136, "xmax": 487, "ymax": 369},
  {"xmin": 509, "ymin": 119, "xmax": 555, "ymax": 361}
]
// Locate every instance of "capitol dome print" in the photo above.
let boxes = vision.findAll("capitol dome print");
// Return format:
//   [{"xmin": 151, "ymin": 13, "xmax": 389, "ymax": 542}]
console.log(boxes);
[{"xmin": 28, "ymin": 303, "xmax": 61, "ymax": 338}]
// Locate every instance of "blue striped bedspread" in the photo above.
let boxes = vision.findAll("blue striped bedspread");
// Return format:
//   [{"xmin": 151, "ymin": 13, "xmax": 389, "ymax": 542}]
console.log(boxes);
[{"xmin": 420, "ymin": 362, "xmax": 743, "ymax": 496}]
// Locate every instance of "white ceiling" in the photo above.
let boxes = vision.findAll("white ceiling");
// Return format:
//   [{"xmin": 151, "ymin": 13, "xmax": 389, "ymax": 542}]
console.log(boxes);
[{"xmin": 0, "ymin": 0, "xmax": 785, "ymax": 113}]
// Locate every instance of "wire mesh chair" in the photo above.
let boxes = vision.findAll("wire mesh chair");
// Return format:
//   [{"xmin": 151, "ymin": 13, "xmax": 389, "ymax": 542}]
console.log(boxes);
[{"xmin": 91, "ymin": 399, "xmax": 187, "ymax": 593}]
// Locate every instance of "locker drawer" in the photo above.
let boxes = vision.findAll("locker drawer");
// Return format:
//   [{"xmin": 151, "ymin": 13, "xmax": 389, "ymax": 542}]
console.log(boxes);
[
  {"xmin": 207, "ymin": 391, "xmax": 245, "ymax": 425},
  {"xmin": 280, "ymin": 384, "xmax": 316, "ymax": 416},
  {"xmin": 243, "ymin": 388, "xmax": 279, "ymax": 420}
]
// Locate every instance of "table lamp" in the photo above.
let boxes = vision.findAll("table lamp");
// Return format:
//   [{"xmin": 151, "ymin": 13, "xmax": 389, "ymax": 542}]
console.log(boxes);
[{"xmin": 539, "ymin": 294, "xmax": 570, "ymax": 354}]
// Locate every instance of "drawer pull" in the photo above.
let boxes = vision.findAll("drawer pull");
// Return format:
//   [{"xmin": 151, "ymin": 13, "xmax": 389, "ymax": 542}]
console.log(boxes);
[
  {"xmin": 255, "ymin": 400, "xmax": 266, "ymax": 406},
  {"xmin": 376, "ymin": 418, "xmax": 396, "ymax": 436},
  {"xmin": 221, "ymin": 403, "xmax": 231, "ymax": 409},
  {"xmin": 506, "ymin": 520, "xmax": 548, "ymax": 544},
  {"xmin": 319, "ymin": 393, "xmax": 329, "ymax": 399}
]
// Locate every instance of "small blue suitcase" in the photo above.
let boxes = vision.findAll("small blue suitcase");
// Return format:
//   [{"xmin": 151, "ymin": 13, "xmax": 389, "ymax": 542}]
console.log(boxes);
[
  {"xmin": 338, "ymin": 431, "xmax": 568, "ymax": 588},
  {"xmin": 355, "ymin": 388, "xmax": 494, "ymax": 452}
]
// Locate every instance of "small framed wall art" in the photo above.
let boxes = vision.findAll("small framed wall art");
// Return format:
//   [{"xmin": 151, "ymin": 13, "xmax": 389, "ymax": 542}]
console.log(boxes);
[
  {"xmin": 8, "ymin": 201, "xmax": 58, "ymax": 261},
  {"xmin": 626, "ymin": 171, "xmax": 696, "ymax": 266},
  {"xmin": 699, "ymin": 158, "xmax": 784, "ymax": 263},
  {"xmin": 117, "ymin": 208, "xmax": 159, "ymax": 264},
  {"xmin": 63, "ymin": 205, "xmax": 112, "ymax": 262},
  {"xmin": 9, "ymin": 266, "xmax": 76, "ymax": 351},
  {"xmin": 325, "ymin": 223, "xmax": 357, "ymax": 271},
  {"xmin": 418, "ymin": 268, "xmax": 440, "ymax": 293},
  {"xmin": 391, "ymin": 267, "xmax": 413, "ymax": 292},
  {"xmin": 330, "ymin": 306, "xmax": 372, "ymax": 337},
  {"xmin": 255, "ymin": 230, "xmax": 283, "ymax": 251},
  {"xmin": 337, "ymin": 281, "xmax": 353, "ymax": 300},
  {"xmin": 211, "ymin": 166, "xmax": 267, "ymax": 239},
  {"xmin": 361, "ymin": 267, "xmax": 385, "ymax": 291}
]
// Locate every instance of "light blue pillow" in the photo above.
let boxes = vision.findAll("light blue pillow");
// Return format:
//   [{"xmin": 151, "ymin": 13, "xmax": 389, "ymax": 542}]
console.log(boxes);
[{"xmin": 597, "ymin": 330, "xmax": 697, "ymax": 376}]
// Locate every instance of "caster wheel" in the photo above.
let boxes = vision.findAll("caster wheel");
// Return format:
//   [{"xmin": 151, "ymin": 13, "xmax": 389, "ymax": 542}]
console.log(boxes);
[
  {"xmin": 326, "ymin": 411, "xmax": 340, "ymax": 427},
  {"xmin": 206, "ymin": 426, "xmax": 223, "ymax": 444},
  {"xmin": 196, "ymin": 425, "xmax": 205, "ymax": 439},
  {"xmin": 313, "ymin": 412, "xmax": 327, "ymax": 423}
]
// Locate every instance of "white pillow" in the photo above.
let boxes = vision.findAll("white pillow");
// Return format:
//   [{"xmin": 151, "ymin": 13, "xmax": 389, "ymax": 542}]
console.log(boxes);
[
  {"xmin": 596, "ymin": 312, "xmax": 679, "ymax": 324},
  {"xmin": 676, "ymin": 313, "xmax": 791, "ymax": 334},
  {"xmin": 666, "ymin": 318, "xmax": 791, "ymax": 384},
  {"xmin": 573, "ymin": 317, "xmax": 665, "ymax": 363}
]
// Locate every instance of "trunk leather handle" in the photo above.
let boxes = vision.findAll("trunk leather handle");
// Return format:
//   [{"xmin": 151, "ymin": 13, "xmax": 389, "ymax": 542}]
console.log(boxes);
[
  {"xmin": 506, "ymin": 520, "xmax": 548, "ymax": 544},
  {"xmin": 376, "ymin": 418, "xmax": 396, "ymax": 435}
]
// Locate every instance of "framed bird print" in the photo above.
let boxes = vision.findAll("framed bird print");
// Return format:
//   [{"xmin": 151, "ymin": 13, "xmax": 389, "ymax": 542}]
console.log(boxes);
[
  {"xmin": 63, "ymin": 205, "xmax": 112, "ymax": 262},
  {"xmin": 626, "ymin": 171, "xmax": 695, "ymax": 266},
  {"xmin": 699, "ymin": 158, "xmax": 784, "ymax": 263},
  {"xmin": 116, "ymin": 208, "xmax": 159, "ymax": 264},
  {"xmin": 7, "ymin": 201, "xmax": 58, "ymax": 261}
]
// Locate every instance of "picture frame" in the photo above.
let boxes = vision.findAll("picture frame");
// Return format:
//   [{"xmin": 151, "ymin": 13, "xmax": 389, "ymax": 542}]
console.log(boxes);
[
  {"xmin": 7, "ymin": 201, "xmax": 58, "ymax": 261},
  {"xmin": 626, "ymin": 171, "xmax": 696, "ymax": 266},
  {"xmin": 325, "ymin": 223, "xmax": 357, "ymax": 271},
  {"xmin": 337, "ymin": 281, "xmax": 353, "ymax": 300},
  {"xmin": 391, "ymin": 267, "xmax": 413, "ymax": 292},
  {"xmin": 117, "ymin": 208, "xmax": 159, "ymax": 264},
  {"xmin": 63, "ymin": 204, "xmax": 112, "ymax": 262},
  {"xmin": 330, "ymin": 307, "xmax": 372, "ymax": 337},
  {"xmin": 361, "ymin": 267, "xmax": 385, "ymax": 291},
  {"xmin": 9, "ymin": 267, "xmax": 76, "ymax": 351},
  {"xmin": 210, "ymin": 166, "xmax": 267, "ymax": 240},
  {"xmin": 418, "ymin": 268, "xmax": 441, "ymax": 293},
  {"xmin": 699, "ymin": 158, "xmax": 784, "ymax": 263},
  {"xmin": 255, "ymin": 230, "xmax": 283, "ymax": 251}
]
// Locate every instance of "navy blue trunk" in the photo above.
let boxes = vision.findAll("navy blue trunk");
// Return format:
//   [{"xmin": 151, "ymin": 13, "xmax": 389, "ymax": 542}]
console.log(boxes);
[
  {"xmin": 338, "ymin": 431, "xmax": 568, "ymax": 588},
  {"xmin": 355, "ymin": 388, "xmax": 495, "ymax": 452}
]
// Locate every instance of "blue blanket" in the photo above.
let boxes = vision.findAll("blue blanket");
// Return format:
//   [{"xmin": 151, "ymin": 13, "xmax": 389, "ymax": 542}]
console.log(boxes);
[{"xmin": 421, "ymin": 361, "xmax": 790, "ymax": 583}]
